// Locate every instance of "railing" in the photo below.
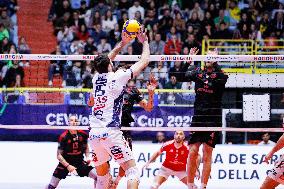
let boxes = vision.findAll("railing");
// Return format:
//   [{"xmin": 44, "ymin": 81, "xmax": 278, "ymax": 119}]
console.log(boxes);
[{"xmin": 203, "ymin": 39, "xmax": 284, "ymax": 74}]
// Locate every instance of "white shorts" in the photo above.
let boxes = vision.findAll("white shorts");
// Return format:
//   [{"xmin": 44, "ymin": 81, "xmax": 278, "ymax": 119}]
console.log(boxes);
[
  {"xmin": 157, "ymin": 166, "xmax": 187, "ymax": 180},
  {"xmin": 268, "ymin": 155, "xmax": 284, "ymax": 184},
  {"xmin": 88, "ymin": 127, "xmax": 134, "ymax": 166}
]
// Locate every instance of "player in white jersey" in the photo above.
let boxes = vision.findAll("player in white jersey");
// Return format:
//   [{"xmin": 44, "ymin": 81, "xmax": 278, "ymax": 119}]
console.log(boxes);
[
  {"xmin": 88, "ymin": 29, "xmax": 150, "ymax": 189},
  {"xmin": 260, "ymin": 134, "xmax": 284, "ymax": 189}
]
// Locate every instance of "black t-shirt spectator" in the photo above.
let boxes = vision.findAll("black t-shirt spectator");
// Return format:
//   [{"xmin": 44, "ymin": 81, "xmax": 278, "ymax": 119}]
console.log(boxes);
[{"xmin": 3, "ymin": 62, "xmax": 24, "ymax": 87}]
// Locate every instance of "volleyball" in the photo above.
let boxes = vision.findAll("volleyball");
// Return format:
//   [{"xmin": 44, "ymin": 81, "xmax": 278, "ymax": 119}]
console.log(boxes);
[{"xmin": 123, "ymin": 19, "xmax": 141, "ymax": 38}]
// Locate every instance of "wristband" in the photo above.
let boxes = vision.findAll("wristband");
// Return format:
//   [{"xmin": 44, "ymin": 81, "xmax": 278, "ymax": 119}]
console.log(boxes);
[{"xmin": 66, "ymin": 164, "xmax": 70, "ymax": 168}]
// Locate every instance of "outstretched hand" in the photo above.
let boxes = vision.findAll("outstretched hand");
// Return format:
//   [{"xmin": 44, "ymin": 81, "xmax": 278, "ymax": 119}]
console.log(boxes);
[
  {"xmin": 190, "ymin": 47, "xmax": 199, "ymax": 55},
  {"xmin": 187, "ymin": 47, "xmax": 199, "ymax": 64},
  {"xmin": 147, "ymin": 75, "xmax": 158, "ymax": 93},
  {"xmin": 121, "ymin": 32, "xmax": 133, "ymax": 45},
  {"xmin": 137, "ymin": 26, "xmax": 148, "ymax": 44}
]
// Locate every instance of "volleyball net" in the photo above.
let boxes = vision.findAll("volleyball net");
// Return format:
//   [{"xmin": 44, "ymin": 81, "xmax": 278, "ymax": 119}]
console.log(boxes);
[{"xmin": 0, "ymin": 54, "xmax": 283, "ymax": 144}]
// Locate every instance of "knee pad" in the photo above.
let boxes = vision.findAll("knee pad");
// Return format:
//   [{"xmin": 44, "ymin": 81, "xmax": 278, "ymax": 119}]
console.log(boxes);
[
  {"xmin": 48, "ymin": 176, "xmax": 60, "ymax": 188},
  {"xmin": 88, "ymin": 168, "xmax": 97, "ymax": 180},
  {"xmin": 125, "ymin": 167, "xmax": 140, "ymax": 182}
]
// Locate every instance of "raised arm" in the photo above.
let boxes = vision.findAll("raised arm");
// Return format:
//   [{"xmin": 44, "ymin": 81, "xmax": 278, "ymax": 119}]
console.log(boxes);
[
  {"xmin": 108, "ymin": 32, "xmax": 132, "ymax": 61},
  {"xmin": 139, "ymin": 75, "xmax": 157, "ymax": 112},
  {"xmin": 264, "ymin": 134, "xmax": 284, "ymax": 163},
  {"xmin": 178, "ymin": 47, "xmax": 199, "ymax": 82},
  {"xmin": 130, "ymin": 29, "xmax": 150, "ymax": 77}
]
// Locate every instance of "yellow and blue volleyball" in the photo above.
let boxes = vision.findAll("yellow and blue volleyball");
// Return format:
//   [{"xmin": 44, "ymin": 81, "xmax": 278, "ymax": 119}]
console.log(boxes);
[{"xmin": 123, "ymin": 19, "xmax": 141, "ymax": 38}]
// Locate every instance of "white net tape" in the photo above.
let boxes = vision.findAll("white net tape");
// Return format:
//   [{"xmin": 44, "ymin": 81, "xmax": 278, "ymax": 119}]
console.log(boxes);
[
  {"xmin": 0, "ymin": 125, "xmax": 283, "ymax": 132},
  {"xmin": 1, "ymin": 54, "xmax": 284, "ymax": 61}
]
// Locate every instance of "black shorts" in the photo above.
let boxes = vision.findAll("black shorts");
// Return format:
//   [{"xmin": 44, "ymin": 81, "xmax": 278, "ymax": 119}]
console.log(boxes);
[
  {"xmin": 189, "ymin": 109, "xmax": 221, "ymax": 148},
  {"xmin": 52, "ymin": 161, "xmax": 93, "ymax": 179},
  {"xmin": 122, "ymin": 130, "xmax": 133, "ymax": 150}
]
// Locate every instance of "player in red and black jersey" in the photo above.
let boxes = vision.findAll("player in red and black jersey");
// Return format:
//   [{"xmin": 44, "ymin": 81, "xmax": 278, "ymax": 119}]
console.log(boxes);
[
  {"xmin": 46, "ymin": 115, "xmax": 97, "ymax": 189},
  {"xmin": 180, "ymin": 48, "xmax": 228, "ymax": 189}
]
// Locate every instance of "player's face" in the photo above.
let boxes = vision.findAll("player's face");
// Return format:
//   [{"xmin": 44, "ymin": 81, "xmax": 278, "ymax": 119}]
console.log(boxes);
[
  {"xmin": 174, "ymin": 131, "xmax": 185, "ymax": 143},
  {"xmin": 69, "ymin": 116, "xmax": 78, "ymax": 126},
  {"xmin": 127, "ymin": 81, "xmax": 135, "ymax": 88}
]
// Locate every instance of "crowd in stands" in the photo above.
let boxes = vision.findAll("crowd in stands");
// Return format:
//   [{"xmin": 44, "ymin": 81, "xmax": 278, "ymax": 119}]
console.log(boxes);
[
  {"xmin": 0, "ymin": 0, "xmax": 30, "ymax": 88},
  {"xmin": 45, "ymin": 0, "xmax": 284, "ymax": 102}
]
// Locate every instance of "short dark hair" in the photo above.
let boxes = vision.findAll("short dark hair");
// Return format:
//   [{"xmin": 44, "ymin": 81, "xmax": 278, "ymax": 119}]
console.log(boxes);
[{"xmin": 94, "ymin": 54, "xmax": 111, "ymax": 74}]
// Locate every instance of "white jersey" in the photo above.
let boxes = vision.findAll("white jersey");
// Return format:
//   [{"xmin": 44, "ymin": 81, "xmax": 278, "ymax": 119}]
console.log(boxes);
[{"xmin": 89, "ymin": 69, "xmax": 133, "ymax": 128}]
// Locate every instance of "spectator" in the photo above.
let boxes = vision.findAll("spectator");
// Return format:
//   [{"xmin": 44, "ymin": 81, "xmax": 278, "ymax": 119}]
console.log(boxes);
[
  {"xmin": 79, "ymin": 0, "xmax": 88, "ymax": 17},
  {"xmin": 214, "ymin": 9, "xmax": 230, "ymax": 29},
  {"xmin": 132, "ymin": 38, "xmax": 143, "ymax": 55},
  {"xmin": 169, "ymin": 61, "xmax": 187, "ymax": 81},
  {"xmin": 227, "ymin": 0, "xmax": 241, "ymax": 26},
  {"xmin": 173, "ymin": 12, "xmax": 186, "ymax": 32},
  {"xmin": 93, "ymin": 0, "xmax": 109, "ymax": 17},
  {"xmin": 76, "ymin": 24, "xmax": 89, "ymax": 41},
  {"xmin": 150, "ymin": 33, "xmax": 165, "ymax": 55},
  {"xmin": 152, "ymin": 61, "xmax": 168, "ymax": 88},
  {"xmin": 118, "ymin": 11, "xmax": 128, "ymax": 30},
  {"xmin": 117, "ymin": 0, "xmax": 131, "ymax": 13},
  {"xmin": 109, "ymin": 24, "xmax": 121, "ymax": 47},
  {"xmin": 84, "ymin": 36, "xmax": 97, "ymax": 55},
  {"xmin": 182, "ymin": 34, "xmax": 200, "ymax": 51},
  {"xmin": 48, "ymin": 46, "xmax": 66, "ymax": 86},
  {"xmin": 0, "ymin": 9, "xmax": 13, "ymax": 30},
  {"xmin": 152, "ymin": 131, "xmax": 166, "ymax": 143},
  {"xmin": 90, "ymin": 11, "xmax": 101, "ymax": 27},
  {"xmin": 89, "ymin": 24, "xmax": 107, "ymax": 45},
  {"xmin": 189, "ymin": 2, "xmax": 204, "ymax": 21},
  {"xmin": 165, "ymin": 75, "xmax": 182, "ymax": 89},
  {"xmin": 55, "ymin": 0, "xmax": 73, "ymax": 19},
  {"xmin": 3, "ymin": 60, "xmax": 24, "ymax": 87},
  {"xmin": 259, "ymin": 11, "xmax": 271, "ymax": 38},
  {"xmin": 0, "ymin": 23, "xmax": 9, "ymax": 41},
  {"xmin": 1, "ymin": 37, "xmax": 11, "ymax": 53},
  {"xmin": 70, "ymin": 11, "xmax": 85, "ymax": 30},
  {"xmin": 128, "ymin": 0, "xmax": 145, "ymax": 20},
  {"xmin": 13, "ymin": 74, "xmax": 24, "ymax": 87},
  {"xmin": 166, "ymin": 26, "xmax": 181, "ymax": 41},
  {"xmin": 148, "ymin": 23, "xmax": 159, "ymax": 41},
  {"xmin": 272, "ymin": 12, "xmax": 284, "ymax": 32},
  {"xmin": 237, "ymin": 12, "xmax": 254, "ymax": 33},
  {"xmin": 53, "ymin": 12, "xmax": 72, "ymax": 34},
  {"xmin": 213, "ymin": 22, "xmax": 232, "ymax": 39},
  {"xmin": 144, "ymin": 9, "xmax": 158, "ymax": 29},
  {"xmin": 57, "ymin": 25, "xmax": 74, "ymax": 54},
  {"xmin": 82, "ymin": 60, "xmax": 93, "ymax": 88},
  {"xmin": 239, "ymin": 23, "xmax": 250, "ymax": 39},
  {"xmin": 164, "ymin": 35, "xmax": 182, "ymax": 55},
  {"xmin": 102, "ymin": 9, "xmax": 117, "ymax": 33},
  {"xmin": 97, "ymin": 37, "xmax": 111, "ymax": 53},
  {"xmin": 18, "ymin": 36, "xmax": 31, "ymax": 54},
  {"xmin": 123, "ymin": 45, "xmax": 135, "ymax": 65},
  {"xmin": 258, "ymin": 133, "xmax": 276, "ymax": 145},
  {"xmin": 134, "ymin": 11, "xmax": 143, "ymax": 24},
  {"xmin": 186, "ymin": 11, "xmax": 202, "ymax": 33},
  {"xmin": 71, "ymin": 61, "xmax": 82, "ymax": 86},
  {"xmin": 202, "ymin": 11, "xmax": 215, "ymax": 29},
  {"xmin": 159, "ymin": 8, "xmax": 173, "ymax": 37}
]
